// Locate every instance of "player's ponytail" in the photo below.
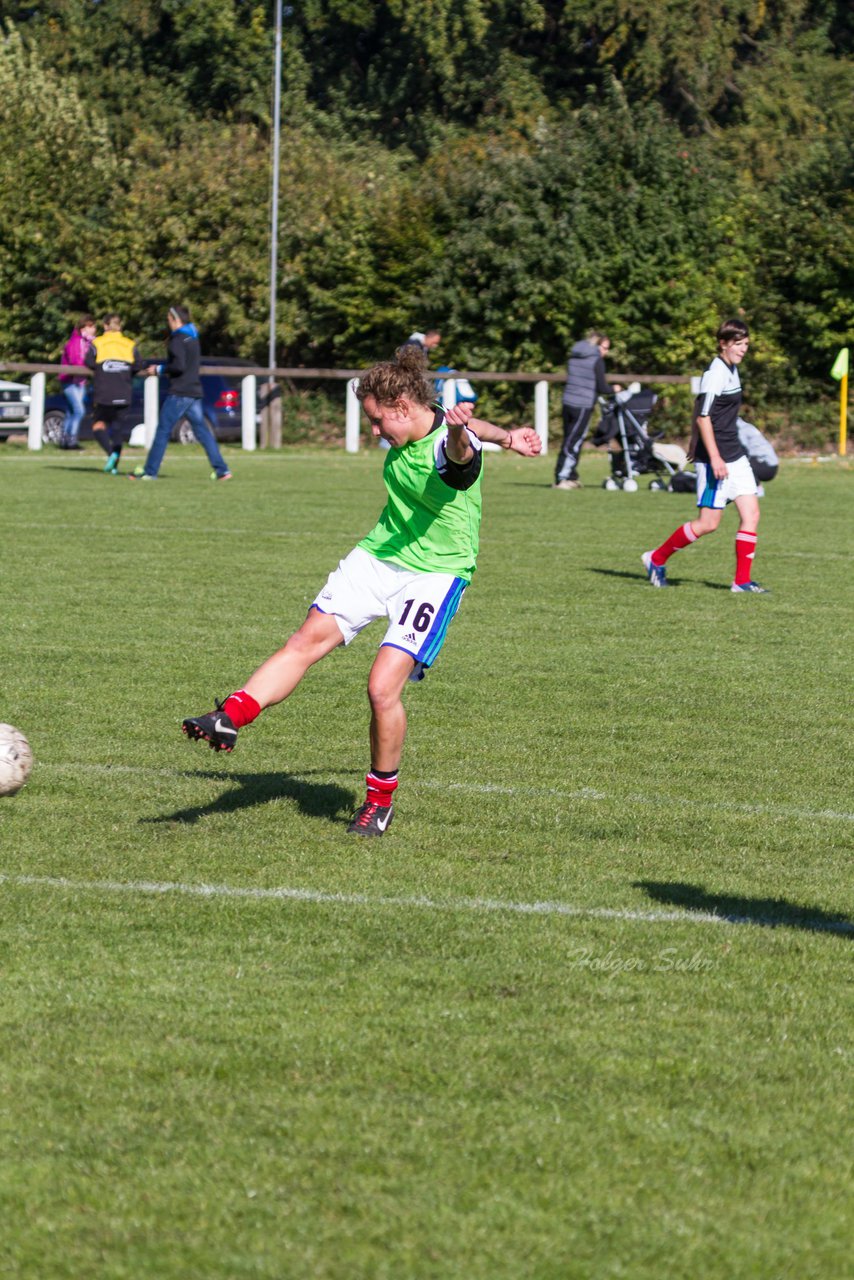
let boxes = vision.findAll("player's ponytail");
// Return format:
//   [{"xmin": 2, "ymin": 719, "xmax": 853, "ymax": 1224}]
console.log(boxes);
[{"xmin": 357, "ymin": 345, "xmax": 434, "ymax": 408}]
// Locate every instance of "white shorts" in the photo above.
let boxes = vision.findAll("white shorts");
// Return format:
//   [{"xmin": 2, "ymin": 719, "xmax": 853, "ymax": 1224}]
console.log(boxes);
[
  {"xmin": 311, "ymin": 546, "xmax": 467, "ymax": 672},
  {"xmin": 696, "ymin": 455, "xmax": 757, "ymax": 509}
]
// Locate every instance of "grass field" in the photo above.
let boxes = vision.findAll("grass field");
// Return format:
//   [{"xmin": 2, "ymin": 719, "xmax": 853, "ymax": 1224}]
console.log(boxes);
[{"xmin": 0, "ymin": 440, "xmax": 851, "ymax": 1279}]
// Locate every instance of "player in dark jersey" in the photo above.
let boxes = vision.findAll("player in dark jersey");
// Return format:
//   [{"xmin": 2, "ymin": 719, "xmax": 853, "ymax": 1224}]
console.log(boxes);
[
  {"xmin": 642, "ymin": 318, "xmax": 768, "ymax": 593},
  {"xmin": 182, "ymin": 346, "xmax": 541, "ymax": 835}
]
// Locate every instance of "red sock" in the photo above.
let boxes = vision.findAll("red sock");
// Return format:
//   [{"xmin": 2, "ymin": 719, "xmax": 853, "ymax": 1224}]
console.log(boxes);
[
  {"xmin": 734, "ymin": 530, "xmax": 757, "ymax": 585},
  {"xmin": 652, "ymin": 521, "xmax": 698, "ymax": 566},
  {"xmin": 366, "ymin": 771, "xmax": 398, "ymax": 808},
  {"xmin": 222, "ymin": 690, "xmax": 261, "ymax": 728}
]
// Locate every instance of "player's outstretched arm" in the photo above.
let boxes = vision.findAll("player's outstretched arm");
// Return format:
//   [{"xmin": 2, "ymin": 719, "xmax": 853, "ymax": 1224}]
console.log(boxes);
[
  {"xmin": 468, "ymin": 415, "xmax": 542, "ymax": 456},
  {"xmin": 503, "ymin": 426, "xmax": 542, "ymax": 456},
  {"xmin": 443, "ymin": 404, "xmax": 542, "ymax": 457}
]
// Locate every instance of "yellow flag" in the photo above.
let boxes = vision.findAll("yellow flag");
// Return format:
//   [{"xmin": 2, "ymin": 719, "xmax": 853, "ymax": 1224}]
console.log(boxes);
[{"xmin": 830, "ymin": 348, "xmax": 849, "ymax": 380}]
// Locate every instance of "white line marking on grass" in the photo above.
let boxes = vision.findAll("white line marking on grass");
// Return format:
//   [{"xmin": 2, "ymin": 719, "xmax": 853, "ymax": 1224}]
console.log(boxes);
[
  {"xmin": 430, "ymin": 781, "xmax": 854, "ymax": 825},
  {"xmin": 1, "ymin": 873, "xmax": 851, "ymax": 936},
  {"xmin": 41, "ymin": 763, "xmax": 854, "ymax": 825}
]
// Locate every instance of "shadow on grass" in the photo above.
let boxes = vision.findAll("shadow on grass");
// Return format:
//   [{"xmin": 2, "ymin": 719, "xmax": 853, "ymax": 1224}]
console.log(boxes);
[
  {"xmin": 143, "ymin": 769, "xmax": 357, "ymax": 826},
  {"xmin": 44, "ymin": 463, "xmax": 112, "ymax": 474},
  {"xmin": 636, "ymin": 880, "xmax": 854, "ymax": 938},
  {"xmin": 44, "ymin": 463, "xmax": 150, "ymax": 480},
  {"xmin": 589, "ymin": 567, "xmax": 732, "ymax": 590}
]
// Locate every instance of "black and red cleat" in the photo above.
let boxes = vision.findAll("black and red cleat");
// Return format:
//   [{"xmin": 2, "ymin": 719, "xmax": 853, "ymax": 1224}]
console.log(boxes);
[
  {"xmin": 346, "ymin": 801, "xmax": 395, "ymax": 836},
  {"xmin": 182, "ymin": 700, "xmax": 238, "ymax": 752}
]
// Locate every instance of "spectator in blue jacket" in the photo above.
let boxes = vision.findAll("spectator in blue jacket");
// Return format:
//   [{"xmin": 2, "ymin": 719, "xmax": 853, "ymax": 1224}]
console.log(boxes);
[{"xmin": 132, "ymin": 306, "xmax": 232, "ymax": 482}]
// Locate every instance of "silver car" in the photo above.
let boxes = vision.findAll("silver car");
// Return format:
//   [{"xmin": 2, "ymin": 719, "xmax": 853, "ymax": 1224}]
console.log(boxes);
[{"xmin": 0, "ymin": 379, "xmax": 31, "ymax": 440}]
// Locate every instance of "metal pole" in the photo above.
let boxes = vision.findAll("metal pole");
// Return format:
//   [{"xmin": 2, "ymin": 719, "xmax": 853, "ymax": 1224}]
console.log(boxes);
[{"xmin": 266, "ymin": 0, "xmax": 283, "ymax": 444}]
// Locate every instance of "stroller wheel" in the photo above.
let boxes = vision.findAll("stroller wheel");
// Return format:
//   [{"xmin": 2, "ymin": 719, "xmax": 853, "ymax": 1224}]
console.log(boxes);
[
  {"xmin": 603, "ymin": 477, "xmax": 619, "ymax": 491},
  {"xmin": 649, "ymin": 479, "xmax": 665, "ymax": 491},
  {"xmin": 623, "ymin": 478, "xmax": 638, "ymax": 493}
]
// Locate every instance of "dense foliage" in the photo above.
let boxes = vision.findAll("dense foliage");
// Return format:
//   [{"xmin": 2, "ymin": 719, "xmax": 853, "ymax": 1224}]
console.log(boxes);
[{"xmin": 0, "ymin": 1, "xmax": 851, "ymax": 427}]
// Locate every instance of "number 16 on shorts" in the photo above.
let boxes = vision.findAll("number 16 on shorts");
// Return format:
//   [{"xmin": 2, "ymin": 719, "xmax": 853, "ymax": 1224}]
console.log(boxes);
[{"xmin": 384, "ymin": 574, "xmax": 467, "ymax": 667}]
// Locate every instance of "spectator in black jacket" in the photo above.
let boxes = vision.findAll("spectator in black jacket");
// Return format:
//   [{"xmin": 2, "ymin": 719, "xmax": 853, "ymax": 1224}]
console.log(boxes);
[{"xmin": 131, "ymin": 306, "xmax": 232, "ymax": 482}]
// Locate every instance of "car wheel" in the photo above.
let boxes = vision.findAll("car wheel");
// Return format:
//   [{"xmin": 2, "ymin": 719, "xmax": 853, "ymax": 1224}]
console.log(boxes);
[
  {"xmin": 43, "ymin": 410, "xmax": 65, "ymax": 446},
  {"xmin": 175, "ymin": 418, "xmax": 196, "ymax": 445}
]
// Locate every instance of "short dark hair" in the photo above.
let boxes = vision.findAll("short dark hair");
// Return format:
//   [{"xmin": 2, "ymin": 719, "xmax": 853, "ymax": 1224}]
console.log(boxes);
[
  {"xmin": 78, "ymin": 314, "xmax": 95, "ymax": 330},
  {"xmin": 104, "ymin": 313, "xmax": 122, "ymax": 329},
  {"xmin": 717, "ymin": 318, "xmax": 749, "ymax": 346},
  {"xmin": 169, "ymin": 305, "xmax": 191, "ymax": 325}
]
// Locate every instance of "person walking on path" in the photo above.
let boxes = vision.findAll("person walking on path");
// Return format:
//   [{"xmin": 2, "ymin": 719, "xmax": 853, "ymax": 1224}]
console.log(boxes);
[
  {"xmin": 84, "ymin": 314, "xmax": 144, "ymax": 473},
  {"xmin": 59, "ymin": 314, "xmax": 96, "ymax": 450},
  {"xmin": 131, "ymin": 306, "xmax": 231, "ymax": 481},
  {"xmin": 642, "ymin": 318, "xmax": 768, "ymax": 594},
  {"xmin": 554, "ymin": 330, "xmax": 614, "ymax": 489},
  {"xmin": 182, "ymin": 345, "xmax": 541, "ymax": 836}
]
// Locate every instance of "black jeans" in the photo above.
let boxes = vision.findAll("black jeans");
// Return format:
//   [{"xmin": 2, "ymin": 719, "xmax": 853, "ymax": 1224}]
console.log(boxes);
[{"xmin": 555, "ymin": 404, "xmax": 594, "ymax": 482}]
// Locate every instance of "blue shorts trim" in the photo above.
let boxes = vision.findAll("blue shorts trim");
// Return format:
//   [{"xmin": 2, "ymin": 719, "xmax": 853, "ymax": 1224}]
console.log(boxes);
[
  {"xmin": 418, "ymin": 577, "xmax": 466, "ymax": 665},
  {"xmin": 698, "ymin": 475, "xmax": 721, "ymax": 507}
]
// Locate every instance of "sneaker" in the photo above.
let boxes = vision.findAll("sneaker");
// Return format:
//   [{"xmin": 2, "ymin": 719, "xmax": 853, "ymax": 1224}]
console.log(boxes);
[
  {"xmin": 731, "ymin": 581, "xmax": 770, "ymax": 594},
  {"xmin": 129, "ymin": 467, "xmax": 155, "ymax": 481},
  {"xmin": 212, "ymin": 471, "xmax": 233, "ymax": 482},
  {"xmin": 642, "ymin": 550, "xmax": 669, "ymax": 588},
  {"xmin": 182, "ymin": 700, "xmax": 238, "ymax": 752},
  {"xmin": 104, "ymin": 452, "xmax": 120, "ymax": 475},
  {"xmin": 756, "ymin": 484, "xmax": 765, "ymax": 497},
  {"xmin": 553, "ymin": 479, "xmax": 580, "ymax": 491},
  {"xmin": 347, "ymin": 801, "xmax": 395, "ymax": 836}
]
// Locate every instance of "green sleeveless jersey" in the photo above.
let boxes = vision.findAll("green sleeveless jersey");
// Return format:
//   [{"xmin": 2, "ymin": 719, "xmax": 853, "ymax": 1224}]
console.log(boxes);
[{"xmin": 358, "ymin": 419, "xmax": 483, "ymax": 582}]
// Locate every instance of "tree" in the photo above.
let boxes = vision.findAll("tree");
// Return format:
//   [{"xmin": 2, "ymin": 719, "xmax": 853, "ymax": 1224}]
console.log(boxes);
[{"xmin": 0, "ymin": 22, "xmax": 116, "ymax": 356}]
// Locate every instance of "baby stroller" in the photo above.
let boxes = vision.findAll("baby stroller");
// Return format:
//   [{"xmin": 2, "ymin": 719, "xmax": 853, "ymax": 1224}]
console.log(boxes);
[{"xmin": 593, "ymin": 385, "xmax": 695, "ymax": 492}]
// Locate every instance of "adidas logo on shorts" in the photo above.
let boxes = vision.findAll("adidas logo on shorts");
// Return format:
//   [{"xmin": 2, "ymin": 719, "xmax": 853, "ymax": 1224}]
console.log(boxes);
[{"xmin": 403, "ymin": 631, "xmax": 417, "ymax": 644}]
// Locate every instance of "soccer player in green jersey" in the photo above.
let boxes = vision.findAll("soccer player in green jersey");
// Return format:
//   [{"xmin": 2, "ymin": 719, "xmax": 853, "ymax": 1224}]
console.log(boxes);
[{"xmin": 183, "ymin": 345, "xmax": 542, "ymax": 836}]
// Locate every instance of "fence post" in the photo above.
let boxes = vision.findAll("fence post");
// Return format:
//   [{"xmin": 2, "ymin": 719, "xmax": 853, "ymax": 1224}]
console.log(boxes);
[
  {"xmin": 143, "ymin": 374, "xmax": 159, "ymax": 448},
  {"xmin": 346, "ymin": 378, "xmax": 361, "ymax": 452},
  {"xmin": 241, "ymin": 375, "xmax": 257, "ymax": 451},
  {"xmin": 534, "ymin": 380, "xmax": 549, "ymax": 454},
  {"xmin": 27, "ymin": 372, "xmax": 45, "ymax": 450}
]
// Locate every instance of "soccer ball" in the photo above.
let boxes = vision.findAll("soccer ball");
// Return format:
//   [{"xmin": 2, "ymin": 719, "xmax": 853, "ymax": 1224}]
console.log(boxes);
[{"xmin": 0, "ymin": 724, "xmax": 33, "ymax": 796}]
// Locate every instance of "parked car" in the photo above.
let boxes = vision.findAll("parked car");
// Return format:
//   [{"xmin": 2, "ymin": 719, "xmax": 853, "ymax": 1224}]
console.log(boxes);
[
  {"xmin": 0, "ymin": 379, "xmax": 32, "ymax": 440},
  {"xmin": 42, "ymin": 358, "xmax": 256, "ymax": 447}
]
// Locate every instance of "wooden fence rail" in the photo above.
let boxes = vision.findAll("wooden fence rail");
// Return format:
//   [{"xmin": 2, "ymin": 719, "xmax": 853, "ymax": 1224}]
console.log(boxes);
[{"xmin": 0, "ymin": 362, "xmax": 696, "ymax": 454}]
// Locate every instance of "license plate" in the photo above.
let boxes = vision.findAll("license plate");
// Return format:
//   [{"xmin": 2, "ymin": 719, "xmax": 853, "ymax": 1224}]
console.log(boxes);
[{"xmin": 0, "ymin": 405, "xmax": 25, "ymax": 418}]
